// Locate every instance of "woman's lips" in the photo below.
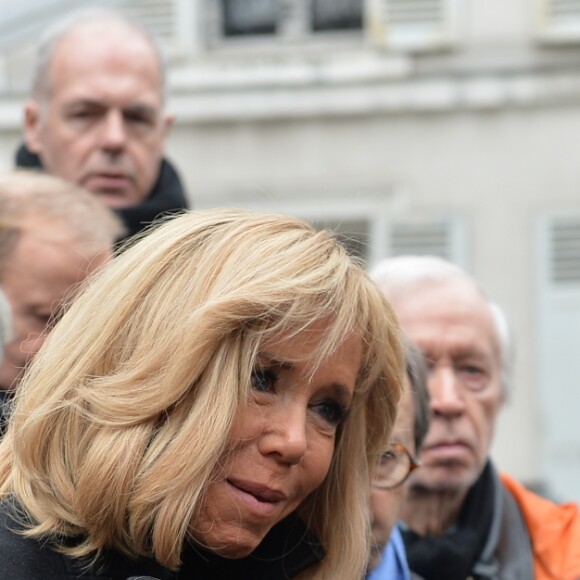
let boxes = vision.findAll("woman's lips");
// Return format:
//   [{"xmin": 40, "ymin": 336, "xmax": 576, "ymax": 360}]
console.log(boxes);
[{"xmin": 227, "ymin": 479, "xmax": 287, "ymax": 517}]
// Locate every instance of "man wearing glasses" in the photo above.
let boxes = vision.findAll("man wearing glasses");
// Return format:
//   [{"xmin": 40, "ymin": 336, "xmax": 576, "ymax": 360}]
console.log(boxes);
[
  {"xmin": 368, "ymin": 346, "xmax": 430, "ymax": 580},
  {"xmin": 371, "ymin": 256, "xmax": 580, "ymax": 580}
]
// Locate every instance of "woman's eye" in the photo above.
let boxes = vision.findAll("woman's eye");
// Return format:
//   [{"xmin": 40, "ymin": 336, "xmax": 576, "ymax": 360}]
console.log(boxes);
[
  {"xmin": 250, "ymin": 367, "xmax": 278, "ymax": 393},
  {"xmin": 312, "ymin": 399, "xmax": 349, "ymax": 427}
]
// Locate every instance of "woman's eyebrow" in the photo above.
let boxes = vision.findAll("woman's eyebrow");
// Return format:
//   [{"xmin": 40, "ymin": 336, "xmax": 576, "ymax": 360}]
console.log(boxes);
[
  {"xmin": 257, "ymin": 353, "xmax": 354, "ymax": 402},
  {"xmin": 257, "ymin": 352, "xmax": 295, "ymax": 371},
  {"xmin": 330, "ymin": 383, "xmax": 354, "ymax": 404}
]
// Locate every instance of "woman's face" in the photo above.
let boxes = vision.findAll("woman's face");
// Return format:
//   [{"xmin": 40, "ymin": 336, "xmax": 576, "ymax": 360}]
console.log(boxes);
[{"xmin": 191, "ymin": 322, "xmax": 363, "ymax": 558}]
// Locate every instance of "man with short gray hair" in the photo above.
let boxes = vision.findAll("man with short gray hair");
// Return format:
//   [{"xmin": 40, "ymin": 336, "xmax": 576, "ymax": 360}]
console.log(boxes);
[
  {"xmin": 371, "ymin": 255, "xmax": 580, "ymax": 580},
  {"xmin": 16, "ymin": 7, "xmax": 188, "ymax": 239}
]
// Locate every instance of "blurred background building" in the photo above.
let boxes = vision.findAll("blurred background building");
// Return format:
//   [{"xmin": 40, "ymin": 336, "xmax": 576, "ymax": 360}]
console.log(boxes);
[{"xmin": 0, "ymin": 0, "xmax": 579, "ymax": 502}]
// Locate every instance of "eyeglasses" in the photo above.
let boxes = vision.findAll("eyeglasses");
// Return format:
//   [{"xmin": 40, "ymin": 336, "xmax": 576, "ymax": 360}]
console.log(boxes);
[{"xmin": 373, "ymin": 442, "xmax": 421, "ymax": 490}]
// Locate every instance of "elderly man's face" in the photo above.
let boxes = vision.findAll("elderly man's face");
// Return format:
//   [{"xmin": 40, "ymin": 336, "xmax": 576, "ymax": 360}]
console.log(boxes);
[
  {"xmin": 0, "ymin": 228, "xmax": 111, "ymax": 390},
  {"xmin": 392, "ymin": 279, "xmax": 503, "ymax": 496},
  {"xmin": 24, "ymin": 24, "xmax": 172, "ymax": 209}
]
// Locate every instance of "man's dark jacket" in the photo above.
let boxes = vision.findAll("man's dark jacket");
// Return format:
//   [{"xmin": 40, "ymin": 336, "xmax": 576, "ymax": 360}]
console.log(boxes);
[{"xmin": 15, "ymin": 144, "xmax": 190, "ymax": 240}]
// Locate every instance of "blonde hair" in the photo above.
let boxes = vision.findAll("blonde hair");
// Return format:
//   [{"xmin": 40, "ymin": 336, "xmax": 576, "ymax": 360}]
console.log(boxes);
[{"xmin": 0, "ymin": 209, "xmax": 403, "ymax": 579}]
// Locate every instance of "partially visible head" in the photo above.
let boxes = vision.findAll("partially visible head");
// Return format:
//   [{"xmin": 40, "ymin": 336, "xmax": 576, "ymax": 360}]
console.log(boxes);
[
  {"xmin": 0, "ymin": 209, "xmax": 404, "ymax": 579},
  {"xmin": 0, "ymin": 171, "xmax": 123, "ymax": 390},
  {"xmin": 371, "ymin": 255, "xmax": 508, "ymax": 497},
  {"xmin": 0, "ymin": 289, "xmax": 11, "ymax": 367},
  {"xmin": 24, "ymin": 8, "xmax": 172, "ymax": 209},
  {"xmin": 370, "ymin": 344, "xmax": 430, "ymax": 568}
]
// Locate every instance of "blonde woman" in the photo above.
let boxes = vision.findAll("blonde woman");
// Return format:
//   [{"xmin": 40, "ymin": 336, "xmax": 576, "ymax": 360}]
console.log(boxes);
[{"xmin": 0, "ymin": 209, "xmax": 403, "ymax": 579}]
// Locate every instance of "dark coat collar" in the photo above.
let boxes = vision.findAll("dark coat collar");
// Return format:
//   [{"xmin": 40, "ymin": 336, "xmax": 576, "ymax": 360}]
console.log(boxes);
[
  {"xmin": 68, "ymin": 512, "xmax": 324, "ymax": 579},
  {"xmin": 0, "ymin": 497, "xmax": 323, "ymax": 579},
  {"xmin": 15, "ymin": 144, "xmax": 190, "ymax": 241}
]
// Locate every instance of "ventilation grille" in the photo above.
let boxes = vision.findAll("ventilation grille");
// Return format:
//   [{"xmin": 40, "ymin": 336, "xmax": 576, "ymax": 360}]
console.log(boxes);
[
  {"xmin": 119, "ymin": 0, "xmax": 175, "ymax": 43},
  {"xmin": 384, "ymin": 0, "xmax": 444, "ymax": 26},
  {"xmin": 550, "ymin": 218, "xmax": 580, "ymax": 284},
  {"xmin": 547, "ymin": 0, "xmax": 580, "ymax": 21},
  {"xmin": 537, "ymin": 0, "xmax": 580, "ymax": 43},
  {"xmin": 367, "ymin": 0, "xmax": 458, "ymax": 50},
  {"xmin": 391, "ymin": 221, "xmax": 451, "ymax": 258}
]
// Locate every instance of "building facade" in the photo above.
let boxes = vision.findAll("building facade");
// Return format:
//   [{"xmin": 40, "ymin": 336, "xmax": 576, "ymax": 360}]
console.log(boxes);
[{"xmin": 1, "ymin": 0, "xmax": 580, "ymax": 501}]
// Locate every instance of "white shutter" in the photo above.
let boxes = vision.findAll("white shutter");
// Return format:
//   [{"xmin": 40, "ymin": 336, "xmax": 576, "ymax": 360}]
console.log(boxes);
[
  {"xmin": 536, "ymin": 0, "xmax": 580, "ymax": 43},
  {"xmin": 386, "ymin": 217, "xmax": 466, "ymax": 265},
  {"xmin": 536, "ymin": 214, "xmax": 580, "ymax": 502},
  {"xmin": 119, "ymin": 0, "xmax": 177, "ymax": 48},
  {"xmin": 366, "ymin": 0, "xmax": 463, "ymax": 51},
  {"xmin": 310, "ymin": 217, "xmax": 464, "ymax": 265},
  {"xmin": 550, "ymin": 218, "xmax": 580, "ymax": 283}
]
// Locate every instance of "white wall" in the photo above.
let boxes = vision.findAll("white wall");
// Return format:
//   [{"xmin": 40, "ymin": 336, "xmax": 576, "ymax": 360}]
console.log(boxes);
[{"xmin": 2, "ymin": 0, "xmax": 580, "ymax": 499}]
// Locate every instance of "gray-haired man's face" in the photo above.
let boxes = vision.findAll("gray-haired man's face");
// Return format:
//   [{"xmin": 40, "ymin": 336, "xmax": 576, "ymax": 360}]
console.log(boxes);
[
  {"xmin": 25, "ymin": 24, "xmax": 172, "ymax": 210},
  {"xmin": 391, "ymin": 279, "xmax": 503, "ymax": 496},
  {"xmin": 0, "ymin": 228, "xmax": 111, "ymax": 390}
]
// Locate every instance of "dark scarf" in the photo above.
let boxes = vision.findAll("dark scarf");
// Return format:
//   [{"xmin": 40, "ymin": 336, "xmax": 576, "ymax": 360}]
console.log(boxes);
[
  {"xmin": 401, "ymin": 461, "xmax": 495, "ymax": 580},
  {"xmin": 1, "ymin": 497, "xmax": 323, "ymax": 580},
  {"xmin": 178, "ymin": 513, "xmax": 325, "ymax": 579},
  {"xmin": 15, "ymin": 144, "xmax": 190, "ymax": 241},
  {"xmin": 64, "ymin": 512, "xmax": 324, "ymax": 580}
]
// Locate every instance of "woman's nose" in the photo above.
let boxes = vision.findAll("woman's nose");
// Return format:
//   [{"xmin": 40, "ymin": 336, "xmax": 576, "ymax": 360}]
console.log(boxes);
[{"xmin": 258, "ymin": 404, "xmax": 308, "ymax": 465}]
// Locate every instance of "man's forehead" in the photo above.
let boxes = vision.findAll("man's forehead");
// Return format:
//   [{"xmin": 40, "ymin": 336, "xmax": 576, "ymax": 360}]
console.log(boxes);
[
  {"xmin": 8, "ymin": 223, "xmax": 107, "ymax": 267},
  {"xmin": 393, "ymin": 277, "xmax": 488, "ymax": 319},
  {"xmin": 392, "ymin": 278, "xmax": 500, "ymax": 358},
  {"xmin": 47, "ymin": 24, "xmax": 163, "ymax": 95},
  {"xmin": 58, "ymin": 21, "xmax": 157, "ymax": 59}
]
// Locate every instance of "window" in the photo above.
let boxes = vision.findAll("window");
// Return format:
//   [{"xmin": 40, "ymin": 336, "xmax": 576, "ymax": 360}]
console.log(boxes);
[
  {"xmin": 311, "ymin": 0, "xmax": 363, "ymax": 32},
  {"xmin": 367, "ymin": 0, "xmax": 463, "ymax": 50},
  {"xmin": 308, "ymin": 215, "xmax": 465, "ymax": 267},
  {"xmin": 206, "ymin": 0, "xmax": 364, "ymax": 46},
  {"xmin": 389, "ymin": 220, "xmax": 455, "ymax": 258},
  {"xmin": 549, "ymin": 217, "xmax": 580, "ymax": 283},
  {"xmin": 206, "ymin": 0, "xmax": 461, "ymax": 51},
  {"xmin": 222, "ymin": 0, "xmax": 278, "ymax": 36},
  {"xmin": 536, "ymin": 0, "xmax": 580, "ymax": 43}
]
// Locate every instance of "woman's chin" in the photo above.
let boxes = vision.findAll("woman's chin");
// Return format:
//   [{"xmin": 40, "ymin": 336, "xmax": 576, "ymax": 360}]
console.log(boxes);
[
  {"xmin": 211, "ymin": 542, "xmax": 258, "ymax": 559},
  {"xmin": 190, "ymin": 526, "xmax": 265, "ymax": 560}
]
